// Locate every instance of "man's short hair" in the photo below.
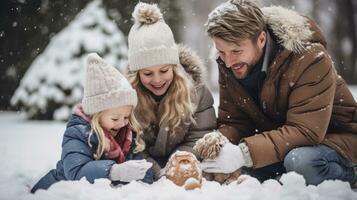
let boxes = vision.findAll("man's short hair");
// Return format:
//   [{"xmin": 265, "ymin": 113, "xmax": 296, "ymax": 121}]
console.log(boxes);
[{"xmin": 206, "ymin": 0, "xmax": 265, "ymax": 43}]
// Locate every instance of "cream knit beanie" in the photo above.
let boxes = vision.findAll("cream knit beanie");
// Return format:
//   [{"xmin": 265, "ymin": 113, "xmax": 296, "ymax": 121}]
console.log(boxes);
[
  {"xmin": 128, "ymin": 2, "xmax": 180, "ymax": 71},
  {"xmin": 82, "ymin": 53, "xmax": 137, "ymax": 115}
]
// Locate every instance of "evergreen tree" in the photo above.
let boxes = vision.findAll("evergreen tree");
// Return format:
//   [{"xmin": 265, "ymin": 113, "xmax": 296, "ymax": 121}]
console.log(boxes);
[
  {"xmin": 0, "ymin": 0, "xmax": 90, "ymax": 110},
  {"xmin": 11, "ymin": 0, "xmax": 127, "ymax": 120}
]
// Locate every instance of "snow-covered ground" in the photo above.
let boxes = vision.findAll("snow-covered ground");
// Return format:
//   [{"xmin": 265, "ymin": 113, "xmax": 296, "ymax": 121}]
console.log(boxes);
[{"xmin": 0, "ymin": 88, "xmax": 357, "ymax": 200}]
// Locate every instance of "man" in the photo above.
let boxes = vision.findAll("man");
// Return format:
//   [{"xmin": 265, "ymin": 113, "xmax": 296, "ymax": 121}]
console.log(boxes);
[{"xmin": 201, "ymin": 0, "xmax": 357, "ymax": 186}]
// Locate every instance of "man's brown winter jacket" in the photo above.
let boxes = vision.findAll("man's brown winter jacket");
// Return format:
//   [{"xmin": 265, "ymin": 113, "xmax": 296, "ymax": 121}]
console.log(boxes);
[{"xmin": 218, "ymin": 6, "xmax": 357, "ymax": 168}]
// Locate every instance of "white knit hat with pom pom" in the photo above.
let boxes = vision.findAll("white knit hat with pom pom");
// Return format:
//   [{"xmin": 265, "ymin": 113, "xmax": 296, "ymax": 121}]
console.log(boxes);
[{"xmin": 128, "ymin": 2, "xmax": 179, "ymax": 71}]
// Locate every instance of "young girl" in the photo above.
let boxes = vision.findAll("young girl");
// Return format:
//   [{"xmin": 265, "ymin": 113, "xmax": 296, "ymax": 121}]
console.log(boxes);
[
  {"xmin": 31, "ymin": 53, "xmax": 153, "ymax": 193},
  {"xmin": 126, "ymin": 2, "xmax": 217, "ymax": 179}
]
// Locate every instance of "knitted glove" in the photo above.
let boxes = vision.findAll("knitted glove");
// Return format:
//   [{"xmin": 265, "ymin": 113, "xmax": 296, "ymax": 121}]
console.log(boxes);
[
  {"xmin": 109, "ymin": 160, "xmax": 152, "ymax": 182},
  {"xmin": 201, "ymin": 143, "xmax": 250, "ymax": 173}
]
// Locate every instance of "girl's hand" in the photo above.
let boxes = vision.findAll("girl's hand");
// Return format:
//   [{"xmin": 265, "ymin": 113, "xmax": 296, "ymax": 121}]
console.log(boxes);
[{"xmin": 109, "ymin": 160, "xmax": 152, "ymax": 182}]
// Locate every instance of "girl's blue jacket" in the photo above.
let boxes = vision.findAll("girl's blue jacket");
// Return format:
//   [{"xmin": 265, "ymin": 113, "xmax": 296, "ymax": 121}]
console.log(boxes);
[{"xmin": 31, "ymin": 114, "xmax": 153, "ymax": 193}]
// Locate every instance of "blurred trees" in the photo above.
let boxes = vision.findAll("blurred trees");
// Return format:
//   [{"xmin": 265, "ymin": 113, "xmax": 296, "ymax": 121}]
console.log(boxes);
[
  {"xmin": 103, "ymin": 0, "xmax": 182, "ymax": 39},
  {"xmin": 331, "ymin": 0, "xmax": 357, "ymax": 83},
  {"xmin": 0, "ymin": 0, "xmax": 91, "ymax": 110},
  {"xmin": 11, "ymin": 0, "xmax": 129, "ymax": 120}
]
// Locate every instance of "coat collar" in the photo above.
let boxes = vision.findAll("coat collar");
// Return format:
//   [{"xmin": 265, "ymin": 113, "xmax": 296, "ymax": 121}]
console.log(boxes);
[
  {"xmin": 262, "ymin": 6, "xmax": 326, "ymax": 53},
  {"xmin": 261, "ymin": 31, "xmax": 278, "ymax": 73},
  {"xmin": 67, "ymin": 114, "xmax": 89, "ymax": 128}
]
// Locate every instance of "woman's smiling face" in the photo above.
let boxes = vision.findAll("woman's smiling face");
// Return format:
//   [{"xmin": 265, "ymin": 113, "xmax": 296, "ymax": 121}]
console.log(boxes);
[{"xmin": 138, "ymin": 64, "xmax": 174, "ymax": 96}]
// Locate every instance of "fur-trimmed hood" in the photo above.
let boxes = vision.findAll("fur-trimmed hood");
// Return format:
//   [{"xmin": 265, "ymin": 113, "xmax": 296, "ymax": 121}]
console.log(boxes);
[
  {"xmin": 177, "ymin": 44, "xmax": 205, "ymax": 85},
  {"xmin": 262, "ymin": 6, "xmax": 327, "ymax": 53}
]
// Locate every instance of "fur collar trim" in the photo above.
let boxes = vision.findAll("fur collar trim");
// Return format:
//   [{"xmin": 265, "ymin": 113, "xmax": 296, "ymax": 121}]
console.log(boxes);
[
  {"xmin": 178, "ymin": 44, "xmax": 205, "ymax": 85},
  {"xmin": 262, "ymin": 6, "xmax": 313, "ymax": 53}
]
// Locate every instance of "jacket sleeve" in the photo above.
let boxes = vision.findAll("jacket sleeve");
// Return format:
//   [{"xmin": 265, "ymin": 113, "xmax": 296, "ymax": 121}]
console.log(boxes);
[
  {"xmin": 61, "ymin": 126, "xmax": 115, "ymax": 183},
  {"xmin": 175, "ymin": 85, "xmax": 217, "ymax": 157},
  {"xmin": 243, "ymin": 45, "xmax": 337, "ymax": 168},
  {"xmin": 217, "ymin": 65, "xmax": 255, "ymax": 144}
]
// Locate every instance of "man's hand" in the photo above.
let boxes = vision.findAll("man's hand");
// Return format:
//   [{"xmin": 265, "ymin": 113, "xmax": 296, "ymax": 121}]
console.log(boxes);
[{"xmin": 201, "ymin": 143, "xmax": 246, "ymax": 173}]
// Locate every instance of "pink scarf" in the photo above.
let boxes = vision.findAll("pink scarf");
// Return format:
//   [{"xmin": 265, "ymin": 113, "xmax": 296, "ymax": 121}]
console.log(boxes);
[
  {"xmin": 104, "ymin": 127, "xmax": 132, "ymax": 163},
  {"xmin": 73, "ymin": 103, "xmax": 133, "ymax": 163}
]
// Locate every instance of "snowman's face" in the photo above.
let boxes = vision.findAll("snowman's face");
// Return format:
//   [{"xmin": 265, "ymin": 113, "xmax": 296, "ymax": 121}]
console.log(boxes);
[{"xmin": 165, "ymin": 152, "xmax": 202, "ymax": 190}]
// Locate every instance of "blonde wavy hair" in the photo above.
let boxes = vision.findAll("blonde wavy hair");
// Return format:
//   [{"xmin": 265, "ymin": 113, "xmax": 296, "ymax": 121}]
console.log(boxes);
[
  {"xmin": 127, "ymin": 65, "xmax": 196, "ymax": 136},
  {"xmin": 88, "ymin": 108, "xmax": 145, "ymax": 160}
]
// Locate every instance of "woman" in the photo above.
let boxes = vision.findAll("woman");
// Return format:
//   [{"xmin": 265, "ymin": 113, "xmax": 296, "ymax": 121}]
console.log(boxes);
[{"xmin": 126, "ymin": 2, "xmax": 217, "ymax": 180}]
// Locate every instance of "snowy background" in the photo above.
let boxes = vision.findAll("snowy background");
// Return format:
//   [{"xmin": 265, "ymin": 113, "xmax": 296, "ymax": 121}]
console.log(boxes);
[
  {"xmin": 1, "ymin": 0, "xmax": 357, "ymax": 199},
  {"xmin": 10, "ymin": 0, "xmax": 128, "ymax": 121},
  {"xmin": 0, "ymin": 88, "xmax": 356, "ymax": 200}
]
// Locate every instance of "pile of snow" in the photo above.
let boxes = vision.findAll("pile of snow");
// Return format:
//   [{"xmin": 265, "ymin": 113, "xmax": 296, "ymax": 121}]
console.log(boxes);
[
  {"xmin": 11, "ymin": 0, "xmax": 127, "ymax": 121},
  {"xmin": 0, "ymin": 111, "xmax": 356, "ymax": 200}
]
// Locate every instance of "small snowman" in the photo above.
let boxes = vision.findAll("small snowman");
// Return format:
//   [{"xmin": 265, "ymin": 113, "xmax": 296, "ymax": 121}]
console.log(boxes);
[{"xmin": 165, "ymin": 151, "xmax": 202, "ymax": 190}]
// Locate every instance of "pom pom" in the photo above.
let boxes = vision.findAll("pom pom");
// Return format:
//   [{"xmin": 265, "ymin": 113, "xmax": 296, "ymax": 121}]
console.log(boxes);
[
  {"xmin": 132, "ymin": 2, "xmax": 163, "ymax": 25},
  {"xmin": 86, "ymin": 53, "xmax": 103, "ymax": 65}
]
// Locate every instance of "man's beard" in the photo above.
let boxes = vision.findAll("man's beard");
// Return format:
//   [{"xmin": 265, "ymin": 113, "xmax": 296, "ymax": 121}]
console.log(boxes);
[{"xmin": 231, "ymin": 47, "xmax": 263, "ymax": 79}]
